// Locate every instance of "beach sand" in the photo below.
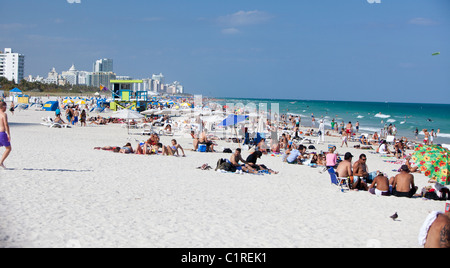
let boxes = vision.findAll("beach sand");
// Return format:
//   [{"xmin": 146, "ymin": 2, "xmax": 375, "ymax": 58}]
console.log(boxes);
[{"xmin": 0, "ymin": 107, "xmax": 446, "ymax": 248}]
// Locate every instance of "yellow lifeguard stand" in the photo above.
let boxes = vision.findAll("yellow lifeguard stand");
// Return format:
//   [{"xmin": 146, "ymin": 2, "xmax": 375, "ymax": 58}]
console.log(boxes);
[{"xmin": 109, "ymin": 80, "xmax": 149, "ymax": 111}]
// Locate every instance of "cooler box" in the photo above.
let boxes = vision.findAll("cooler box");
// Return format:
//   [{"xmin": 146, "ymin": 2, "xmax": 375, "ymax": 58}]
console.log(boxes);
[{"xmin": 198, "ymin": 144, "xmax": 207, "ymax": 152}]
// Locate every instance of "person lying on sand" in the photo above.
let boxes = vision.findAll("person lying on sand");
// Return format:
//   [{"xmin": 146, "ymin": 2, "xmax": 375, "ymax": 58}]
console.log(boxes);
[{"xmin": 119, "ymin": 143, "xmax": 134, "ymax": 154}]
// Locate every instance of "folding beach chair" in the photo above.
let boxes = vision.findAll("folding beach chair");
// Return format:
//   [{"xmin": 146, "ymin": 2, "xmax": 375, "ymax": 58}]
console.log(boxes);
[{"xmin": 327, "ymin": 167, "xmax": 350, "ymax": 192}]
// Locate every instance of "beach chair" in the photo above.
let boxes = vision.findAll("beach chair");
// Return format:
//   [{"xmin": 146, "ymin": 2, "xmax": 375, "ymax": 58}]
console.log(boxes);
[
  {"xmin": 386, "ymin": 135, "xmax": 395, "ymax": 145},
  {"xmin": 141, "ymin": 124, "xmax": 154, "ymax": 135},
  {"xmin": 327, "ymin": 167, "xmax": 350, "ymax": 192},
  {"xmin": 41, "ymin": 117, "xmax": 70, "ymax": 128}
]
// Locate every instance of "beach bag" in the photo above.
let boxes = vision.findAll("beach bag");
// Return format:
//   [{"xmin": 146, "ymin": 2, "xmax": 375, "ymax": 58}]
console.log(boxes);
[
  {"xmin": 217, "ymin": 162, "xmax": 236, "ymax": 172},
  {"xmin": 215, "ymin": 158, "xmax": 227, "ymax": 171},
  {"xmin": 424, "ymin": 191, "xmax": 439, "ymax": 200},
  {"xmin": 308, "ymin": 145, "xmax": 316, "ymax": 150},
  {"xmin": 223, "ymin": 148, "xmax": 232, "ymax": 153}
]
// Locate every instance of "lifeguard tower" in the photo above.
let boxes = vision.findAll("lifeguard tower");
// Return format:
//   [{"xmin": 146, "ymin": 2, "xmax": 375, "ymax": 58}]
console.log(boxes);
[{"xmin": 109, "ymin": 80, "xmax": 150, "ymax": 112}]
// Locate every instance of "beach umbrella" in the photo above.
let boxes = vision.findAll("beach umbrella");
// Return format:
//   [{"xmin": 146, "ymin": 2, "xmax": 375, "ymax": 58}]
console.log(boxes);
[
  {"xmin": 155, "ymin": 109, "xmax": 179, "ymax": 116},
  {"xmin": 63, "ymin": 99, "xmax": 73, "ymax": 104},
  {"xmin": 181, "ymin": 103, "xmax": 192, "ymax": 108},
  {"xmin": 217, "ymin": 114, "xmax": 249, "ymax": 127},
  {"xmin": 113, "ymin": 109, "xmax": 144, "ymax": 134},
  {"xmin": 113, "ymin": 109, "xmax": 144, "ymax": 120},
  {"xmin": 75, "ymin": 100, "xmax": 86, "ymax": 105},
  {"xmin": 412, "ymin": 144, "xmax": 449, "ymax": 185},
  {"xmin": 140, "ymin": 109, "xmax": 159, "ymax": 115}
]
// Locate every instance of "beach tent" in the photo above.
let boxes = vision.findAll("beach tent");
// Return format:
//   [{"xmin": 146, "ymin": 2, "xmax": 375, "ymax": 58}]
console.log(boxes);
[
  {"xmin": 9, "ymin": 88, "xmax": 22, "ymax": 94},
  {"xmin": 43, "ymin": 101, "xmax": 59, "ymax": 112},
  {"xmin": 217, "ymin": 115, "xmax": 248, "ymax": 127},
  {"xmin": 9, "ymin": 88, "xmax": 22, "ymax": 102}
]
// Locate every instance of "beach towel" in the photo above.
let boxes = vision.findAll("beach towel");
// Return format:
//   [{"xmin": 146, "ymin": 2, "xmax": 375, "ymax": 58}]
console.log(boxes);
[{"xmin": 197, "ymin": 163, "xmax": 212, "ymax": 170}]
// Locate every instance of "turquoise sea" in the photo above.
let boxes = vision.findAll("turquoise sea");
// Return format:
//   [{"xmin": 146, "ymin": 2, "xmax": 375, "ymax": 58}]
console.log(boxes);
[{"xmin": 212, "ymin": 98, "xmax": 450, "ymax": 145}]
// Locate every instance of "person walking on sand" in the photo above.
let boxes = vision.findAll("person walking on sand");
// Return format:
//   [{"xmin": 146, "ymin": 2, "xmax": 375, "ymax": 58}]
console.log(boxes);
[
  {"xmin": 9, "ymin": 101, "xmax": 14, "ymax": 115},
  {"xmin": 0, "ymin": 101, "xmax": 12, "ymax": 169}
]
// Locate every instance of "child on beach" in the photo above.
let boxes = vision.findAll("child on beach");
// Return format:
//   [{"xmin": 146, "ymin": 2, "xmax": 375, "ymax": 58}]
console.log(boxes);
[{"xmin": 0, "ymin": 101, "xmax": 12, "ymax": 169}]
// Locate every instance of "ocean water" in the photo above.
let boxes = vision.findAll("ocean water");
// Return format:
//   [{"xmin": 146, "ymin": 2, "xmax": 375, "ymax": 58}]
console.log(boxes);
[{"xmin": 211, "ymin": 98, "xmax": 450, "ymax": 145}]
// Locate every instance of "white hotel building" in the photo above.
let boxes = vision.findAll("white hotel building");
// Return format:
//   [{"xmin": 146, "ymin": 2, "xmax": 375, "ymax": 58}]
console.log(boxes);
[{"xmin": 0, "ymin": 48, "xmax": 25, "ymax": 83}]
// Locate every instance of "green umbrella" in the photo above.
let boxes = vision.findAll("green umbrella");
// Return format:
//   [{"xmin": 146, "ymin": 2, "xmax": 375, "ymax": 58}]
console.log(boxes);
[{"xmin": 412, "ymin": 144, "xmax": 449, "ymax": 185}]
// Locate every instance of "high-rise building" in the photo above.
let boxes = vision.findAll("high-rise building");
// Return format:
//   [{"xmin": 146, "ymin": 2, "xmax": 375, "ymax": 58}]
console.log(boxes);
[
  {"xmin": 152, "ymin": 73, "xmax": 164, "ymax": 85},
  {"xmin": 87, "ymin": 72, "xmax": 116, "ymax": 89},
  {"xmin": 0, "ymin": 48, "xmax": 25, "ymax": 83},
  {"xmin": 61, "ymin": 64, "xmax": 78, "ymax": 85},
  {"xmin": 93, "ymin": 58, "xmax": 113, "ymax": 73}
]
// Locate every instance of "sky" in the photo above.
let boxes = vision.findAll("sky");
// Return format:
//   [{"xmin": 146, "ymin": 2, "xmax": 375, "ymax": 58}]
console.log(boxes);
[{"xmin": 0, "ymin": 0, "xmax": 449, "ymax": 103}]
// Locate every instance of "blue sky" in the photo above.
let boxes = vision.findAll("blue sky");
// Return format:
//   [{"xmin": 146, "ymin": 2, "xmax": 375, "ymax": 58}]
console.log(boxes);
[{"xmin": 1, "ymin": 0, "xmax": 449, "ymax": 103}]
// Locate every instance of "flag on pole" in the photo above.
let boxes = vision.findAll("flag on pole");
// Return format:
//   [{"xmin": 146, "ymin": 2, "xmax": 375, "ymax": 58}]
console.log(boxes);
[{"xmin": 100, "ymin": 84, "xmax": 109, "ymax": 91}]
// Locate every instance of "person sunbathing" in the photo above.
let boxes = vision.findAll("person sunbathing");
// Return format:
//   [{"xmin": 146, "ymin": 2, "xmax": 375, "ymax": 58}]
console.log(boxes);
[
  {"xmin": 119, "ymin": 143, "xmax": 134, "ymax": 154},
  {"xmin": 162, "ymin": 139, "xmax": 185, "ymax": 157},
  {"xmin": 143, "ymin": 134, "xmax": 161, "ymax": 154},
  {"xmin": 230, "ymin": 148, "xmax": 257, "ymax": 174},
  {"xmin": 257, "ymin": 138, "xmax": 269, "ymax": 154},
  {"xmin": 198, "ymin": 130, "xmax": 215, "ymax": 152},
  {"xmin": 94, "ymin": 145, "xmax": 121, "ymax": 153},
  {"xmin": 391, "ymin": 165, "xmax": 418, "ymax": 198},
  {"xmin": 54, "ymin": 114, "xmax": 67, "ymax": 125},
  {"xmin": 421, "ymin": 211, "xmax": 450, "ymax": 248},
  {"xmin": 368, "ymin": 173, "xmax": 391, "ymax": 196},
  {"xmin": 245, "ymin": 150, "xmax": 278, "ymax": 174},
  {"xmin": 377, "ymin": 140, "xmax": 392, "ymax": 155},
  {"xmin": 405, "ymin": 156, "xmax": 419, "ymax": 173},
  {"xmin": 359, "ymin": 135, "xmax": 369, "ymax": 145}
]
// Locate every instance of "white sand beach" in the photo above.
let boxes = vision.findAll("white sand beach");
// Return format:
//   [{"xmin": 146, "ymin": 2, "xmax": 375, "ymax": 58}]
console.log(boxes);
[{"xmin": 0, "ymin": 106, "xmax": 446, "ymax": 248}]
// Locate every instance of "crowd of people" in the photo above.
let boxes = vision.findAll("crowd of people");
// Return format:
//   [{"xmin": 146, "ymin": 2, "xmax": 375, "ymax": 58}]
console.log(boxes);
[{"xmin": 95, "ymin": 134, "xmax": 186, "ymax": 157}]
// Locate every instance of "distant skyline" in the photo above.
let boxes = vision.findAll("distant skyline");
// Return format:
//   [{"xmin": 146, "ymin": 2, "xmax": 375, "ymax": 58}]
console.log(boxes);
[{"xmin": 0, "ymin": 0, "xmax": 449, "ymax": 103}]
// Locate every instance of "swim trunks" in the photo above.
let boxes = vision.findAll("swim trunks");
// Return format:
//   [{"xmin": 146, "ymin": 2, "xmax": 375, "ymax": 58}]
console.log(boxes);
[{"xmin": 0, "ymin": 132, "xmax": 10, "ymax": 147}]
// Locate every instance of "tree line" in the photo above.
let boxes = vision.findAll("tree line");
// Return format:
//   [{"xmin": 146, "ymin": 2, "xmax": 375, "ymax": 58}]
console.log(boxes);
[{"xmin": 0, "ymin": 77, "xmax": 100, "ymax": 94}]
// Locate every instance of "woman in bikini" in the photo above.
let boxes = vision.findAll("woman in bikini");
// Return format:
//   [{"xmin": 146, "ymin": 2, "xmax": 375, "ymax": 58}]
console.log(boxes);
[{"xmin": 162, "ymin": 139, "xmax": 186, "ymax": 157}]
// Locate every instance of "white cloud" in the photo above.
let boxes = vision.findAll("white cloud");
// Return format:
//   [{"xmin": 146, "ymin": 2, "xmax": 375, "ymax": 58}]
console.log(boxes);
[
  {"xmin": 221, "ymin": 28, "xmax": 241, "ymax": 35},
  {"xmin": 408, "ymin": 17, "xmax": 438, "ymax": 26},
  {"xmin": 217, "ymin": 10, "xmax": 273, "ymax": 27}
]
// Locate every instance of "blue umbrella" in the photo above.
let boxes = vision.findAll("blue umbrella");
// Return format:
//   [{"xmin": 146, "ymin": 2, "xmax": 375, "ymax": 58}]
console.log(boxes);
[{"xmin": 217, "ymin": 115, "xmax": 248, "ymax": 127}]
